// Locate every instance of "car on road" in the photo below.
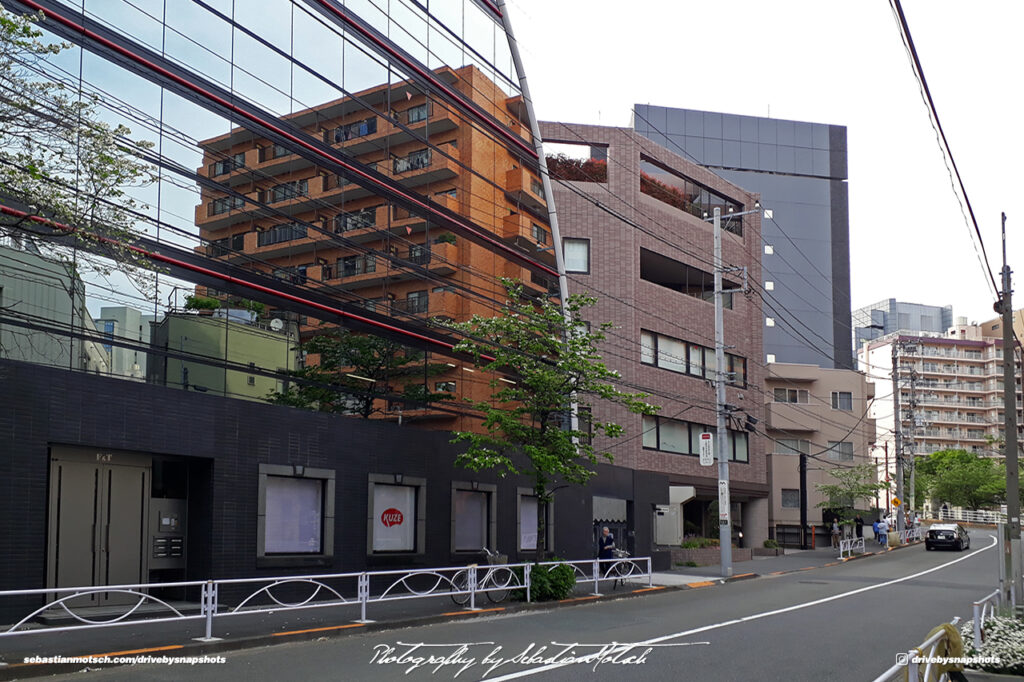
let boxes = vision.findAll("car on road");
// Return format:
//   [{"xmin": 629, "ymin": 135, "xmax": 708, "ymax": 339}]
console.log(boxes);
[{"xmin": 925, "ymin": 523, "xmax": 970, "ymax": 551}]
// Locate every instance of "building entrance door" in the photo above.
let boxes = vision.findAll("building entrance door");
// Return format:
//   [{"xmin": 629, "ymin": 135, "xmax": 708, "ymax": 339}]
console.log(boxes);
[{"xmin": 47, "ymin": 447, "xmax": 150, "ymax": 605}]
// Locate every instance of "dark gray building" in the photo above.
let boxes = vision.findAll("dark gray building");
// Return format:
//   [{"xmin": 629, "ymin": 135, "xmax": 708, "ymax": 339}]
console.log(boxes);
[
  {"xmin": 852, "ymin": 299, "xmax": 953, "ymax": 351},
  {"xmin": 633, "ymin": 106, "xmax": 852, "ymax": 369}
]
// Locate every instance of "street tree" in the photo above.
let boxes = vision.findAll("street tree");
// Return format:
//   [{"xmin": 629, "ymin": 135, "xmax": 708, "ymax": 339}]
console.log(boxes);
[
  {"xmin": 449, "ymin": 280, "xmax": 657, "ymax": 559},
  {"xmin": 915, "ymin": 449, "xmax": 1005, "ymax": 510},
  {"xmin": 269, "ymin": 328, "xmax": 449, "ymax": 418},
  {"xmin": 815, "ymin": 463, "xmax": 887, "ymax": 521},
  {"xmin": 0, "ymin": 9, "xmax": 156, "ymax": 294}
]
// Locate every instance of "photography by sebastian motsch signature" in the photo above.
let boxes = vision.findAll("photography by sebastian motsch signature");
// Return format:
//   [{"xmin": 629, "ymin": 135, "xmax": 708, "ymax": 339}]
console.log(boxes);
[{"xmin": 368, "ymin": 640, "xmax": 709, "ymax": 677}]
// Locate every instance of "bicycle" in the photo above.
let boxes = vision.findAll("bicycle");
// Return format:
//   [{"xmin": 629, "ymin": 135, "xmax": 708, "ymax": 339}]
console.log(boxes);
[
  {"xmin": 450, "ymin": 548, "xmax": 515, "ymax": 605},
  {"xmin": 609, "ymin": 548, "xmax": 633, "ymax": 589}
]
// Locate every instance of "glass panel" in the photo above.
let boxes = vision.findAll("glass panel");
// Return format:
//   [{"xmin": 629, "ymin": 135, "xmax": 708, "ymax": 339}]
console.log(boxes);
[
  {"xmin": 642, "ymin": 415, "xmax": 657, "ymax": 448},
  {"xmin": 733, "ymin": 432, "xmax": 748, "ymax": 463},
  {"xmin": 658, "ymin": 336, "xmax": 686, "ymax": 374},
  {"xmin": 658, "ymin": 419, "xmax": 688, "ymax": 454},
  {"xmin": 372, "ymin": 484, "xmax": 416, "ymax": 551},
  {"xmin": 265, "ymin": 476, "xmax": 322, "ymax": 554},
  {"xmin": 640, "ymin": 331, "xmax": 655, "ymax": 365},
  {"xmin": 454, "ymin": 490, "xmax": 487, "ymax": 551},
  {"xmin": 520, "ymin": 496, "xmax": 538, "ymax": 550},
  {"xmin": 564, "ymin": 239, "xmax": 589, "ymax": 272},
  {"xmin": 688, "ymin": 345, "xmax": 705, "ymax": 377}
]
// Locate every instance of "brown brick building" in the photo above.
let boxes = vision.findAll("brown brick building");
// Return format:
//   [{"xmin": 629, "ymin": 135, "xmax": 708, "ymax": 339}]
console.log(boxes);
[
  {"xmin": 540, "ymin": 122, "xmax": 769, "ymax": 546},
  {"xmin": 194, "ymin": 66, "xmax": 555, "ymax": 431}
]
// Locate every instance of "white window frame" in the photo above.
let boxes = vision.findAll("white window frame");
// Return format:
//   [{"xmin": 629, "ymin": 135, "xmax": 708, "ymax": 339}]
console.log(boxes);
[
  {"xmin": 831, "ymin": 391, "xmax": 853, "ymax": 411},
  {"xmin": 563, "ymin": 238, "xmax": 590, "ymax": 274}
]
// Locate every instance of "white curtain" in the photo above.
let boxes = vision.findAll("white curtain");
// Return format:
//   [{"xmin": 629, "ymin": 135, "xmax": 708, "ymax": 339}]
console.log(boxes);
[
  {"xmin": 265, "ymin": 476, "xmax": 322, "ymax": 554},
  {"xmin": 372, "ymin": 484, "xmax": 416, "ymax": 551}
]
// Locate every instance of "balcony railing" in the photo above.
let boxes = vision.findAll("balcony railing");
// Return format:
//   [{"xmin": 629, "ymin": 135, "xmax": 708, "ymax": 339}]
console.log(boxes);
[{"xmin": 391, "ymin": 296, "xmax": 429, "ymax": 314}]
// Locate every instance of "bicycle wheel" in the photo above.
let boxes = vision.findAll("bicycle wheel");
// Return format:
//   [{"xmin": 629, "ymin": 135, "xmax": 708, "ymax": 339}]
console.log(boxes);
[
  {"xmin": 485, "ymin": 567, "xmax": 514, "ymax": 603},
  {"xmin": 613, "ymin": 560, "xmax": 632, "ymax": 588},
  {"xmin": 450, "ymin": 570, "xmax": 471, "ymax": 606}
]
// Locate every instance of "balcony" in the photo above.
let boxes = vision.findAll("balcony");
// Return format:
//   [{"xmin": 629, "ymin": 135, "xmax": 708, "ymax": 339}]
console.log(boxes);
[
  {"xmin": 323, "ymin": 104, "xmax": 458, "ymax": 158},
  {"xmin": 320, "ymin": 241, "xmax": 458, "ymax": 291},
  {"xmin": 505, "ymin": 166, "xmax": 546, "ymax": 213},
  {"xmin": 390, "ymin": 143, "xmax": 460, "ymax": 189},
  {"xmin": 765, "ymin": 402, "xmax": 819, "ymax": 433},
  {"xmin": 501, "ymin": 212, "xmax": 556, "ymax": 268}
]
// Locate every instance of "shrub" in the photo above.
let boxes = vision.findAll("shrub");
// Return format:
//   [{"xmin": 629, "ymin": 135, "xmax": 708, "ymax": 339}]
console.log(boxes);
[
  {"xmin": 680, "ymin": 537, "xmax": 720, "ymax": 549},
  {"xmin": 184, "ymin": 294, "xmax": 220, "ymax": 311},
  {"xmin": 961, "ymin": 616, "xmax": 1024, "ymax": 675},
  {"xmin": 684, "ymin": 561, "xmax": 698, "ymax": 568},
  {"xmin": 435, "ymin": 233, "xmax": 457, "ymax": 245},
  {"xmin": 764, "ymin": 539, "xmax": 780, "ymax": 549},
  {"xmin": 512, "ymin": 561, "xmax": 576, "ymax": 602}
]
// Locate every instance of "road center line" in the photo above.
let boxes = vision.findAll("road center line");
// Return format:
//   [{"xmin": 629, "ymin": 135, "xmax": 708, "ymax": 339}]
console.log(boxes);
[{"xmin": 488, "ymin": 535, "xmax": 997, "ymax": 681}]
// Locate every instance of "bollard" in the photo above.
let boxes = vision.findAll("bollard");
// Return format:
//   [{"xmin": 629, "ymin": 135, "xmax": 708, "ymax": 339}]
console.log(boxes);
[
  {"xmin": 973, "ymin": 601, "xmax": 982, "ymax": 650},
  {"xmin": 525, "ymin": 565, "xmax": 532, "ymax": 603},
  {"xmin": 592, "ymin": 560, "xmax": 601, "ymax": 596},
  {"xmin": 203, "ymin": 581, "xmax": 214, "ymax": 640},
  {"xmin": 468, "ymin": 565, "xmax": 478, "ymax": 610},
  {"xmin": 647, "ymin": 558, "xmax": 653, "ymax": 588}
]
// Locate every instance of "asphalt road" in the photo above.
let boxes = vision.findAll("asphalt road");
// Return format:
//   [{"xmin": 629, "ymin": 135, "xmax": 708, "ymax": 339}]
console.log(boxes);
[{"xmin": 41, "ymin": 529, "xmax": 1000, "ymax": 682}]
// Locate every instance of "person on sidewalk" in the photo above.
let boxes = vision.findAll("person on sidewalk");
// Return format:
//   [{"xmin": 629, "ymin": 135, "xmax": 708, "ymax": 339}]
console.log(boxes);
[
  {"xmin": 872, "ymin": 518, "xmax": 880, "ymax": 543},
  {"xmin": 854, "ymin": 514, "xmax": 864, "ymax": 540},
  {"xmin": 877, "ymin": 518, "xmax": 889, "ymax": 547},
  {"xmin": 831, "ymin": 519, "xmax": 841, "ymax": 548},
  {"xmin": 599, "ymin": 527, "xmax": 616, "ymax": 560}
]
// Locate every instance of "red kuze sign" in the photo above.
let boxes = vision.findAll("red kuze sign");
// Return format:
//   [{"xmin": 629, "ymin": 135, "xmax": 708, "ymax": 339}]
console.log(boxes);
[{"xmin": 381, "ymin": 508, "xmax": 404, "ymax": 527}]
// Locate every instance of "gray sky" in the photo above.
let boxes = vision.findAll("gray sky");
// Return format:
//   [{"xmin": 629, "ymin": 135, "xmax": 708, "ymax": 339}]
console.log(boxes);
[{"xmin": 508, "ymin": 0, "xmax": 1023, "ymax": 326}]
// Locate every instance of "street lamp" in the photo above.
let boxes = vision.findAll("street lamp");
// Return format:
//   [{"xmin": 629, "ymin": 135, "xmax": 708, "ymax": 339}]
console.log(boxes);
[{"xmin": 704, "ymin": 202, "xmax": 763, "ymax": 577}]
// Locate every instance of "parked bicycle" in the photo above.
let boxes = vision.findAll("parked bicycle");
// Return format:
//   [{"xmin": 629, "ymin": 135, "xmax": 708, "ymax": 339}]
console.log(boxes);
[{"xmin": 450, "ymin": 548, "xmax": 515, "ymax": 605}]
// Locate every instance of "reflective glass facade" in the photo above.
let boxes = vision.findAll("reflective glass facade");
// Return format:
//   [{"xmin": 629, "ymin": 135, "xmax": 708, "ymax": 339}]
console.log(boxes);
[{"xmin": 634, "ymin": 105, "xmax": 852, "ymax": 369}]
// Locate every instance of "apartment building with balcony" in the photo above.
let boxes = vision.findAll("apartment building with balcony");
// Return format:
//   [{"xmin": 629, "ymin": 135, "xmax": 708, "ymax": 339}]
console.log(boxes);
[
  {"xmin": 539, "ymin": 121, "xmax": 769, "ymax": 547},
  {"xmin": 860, "ymin": 319, "xmax": 1022, "ymax": 484},
  {"xmin": 195, "ymin": 65, "xmax": 555, "ymax": 431},
  {"xmin": 764, "ymin": 363, "xmax": 876, "ymax": 547}
]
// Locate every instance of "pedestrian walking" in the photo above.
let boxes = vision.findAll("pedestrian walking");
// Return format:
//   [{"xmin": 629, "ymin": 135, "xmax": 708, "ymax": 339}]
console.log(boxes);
[
  {"xmin": 877, "ymin": 518, "xmax": 889, "ymax": 547},
  {"xmin": 872, "ymin": 519, "xmax": 880, "ymax": 543},
  {"xmin": 598, "ymin": 526, "xmax": 616, "ymax": 560},
  {"xmin": 854, "ymin": 514, "xmax": 864, "ymax": 539},
  {"xmin": 831, "ymin": 519, "xmax": 841, "ymax": 548}
]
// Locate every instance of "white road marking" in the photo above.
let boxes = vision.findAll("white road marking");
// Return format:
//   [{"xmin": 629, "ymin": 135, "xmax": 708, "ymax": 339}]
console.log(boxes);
[{"xmin": 488, "ymin": 535, "xmax": 997, "ymax": 680}]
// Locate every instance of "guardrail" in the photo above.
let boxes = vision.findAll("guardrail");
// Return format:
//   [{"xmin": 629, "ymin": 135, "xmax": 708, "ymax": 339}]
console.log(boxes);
[
  {"xmin": 898, "ymin": 527, "xmax": 924, "ymax": 544},
  {"xmin": 971, "ymin": 589, "xmax": 1001, "ymax": 650},
  {"xmin": 870, "ymin": 617, "xmax": 962, "ymax": 682},
  {"xmin": 0, "ymin": 556, "xmax": 652, "ymax": 641},
  {"xmin": 939, "ymin": 508, "xmax": 1006, "ymax": 525},
  {"xmin": 838, "ymin": 536, "xmax": 864, "ymax": 559}
]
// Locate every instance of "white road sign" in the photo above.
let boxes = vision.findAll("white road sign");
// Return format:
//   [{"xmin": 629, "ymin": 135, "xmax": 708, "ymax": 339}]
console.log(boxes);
[{"xmin": 699, "ymin": 432, "xmax": 714, "ymax": 466}]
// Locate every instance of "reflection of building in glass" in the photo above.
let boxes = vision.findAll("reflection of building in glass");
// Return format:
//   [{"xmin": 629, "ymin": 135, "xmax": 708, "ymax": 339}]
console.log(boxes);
[
  {"xmin": 196, "ymin": 65, "xmax": 553, "ymax": 430},
  {"xmin": 633, "ymin": 106, "xmax": 852, "ymax": 370},
  {"xmin": 852, "ymin": 298, "xmax": 953, "ymax": 352}
]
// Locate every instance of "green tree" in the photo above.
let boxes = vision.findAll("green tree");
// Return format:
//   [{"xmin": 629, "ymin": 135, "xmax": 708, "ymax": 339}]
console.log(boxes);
[
  {"xmin": 815, "ymin": 463, "xmax": 887, "ymax": 521},
  {"xmin": 268, "ymin": 328, "xmax": 449, "ymax": 418},
  {"xmin": 449, "ymin": 280, "xmax": 657, "ymax": 560},
  {"xmin": 0, "ymin": 9, "xmax": 156, "ymax": 293},
  {"xmin": 915, "ymin": 449, "xmax": 1005, "ymax": 510}
]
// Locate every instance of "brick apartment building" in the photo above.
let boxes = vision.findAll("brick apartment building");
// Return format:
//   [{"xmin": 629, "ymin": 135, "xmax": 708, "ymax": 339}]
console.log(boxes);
[
  {"xmin": 539, "ymin": 122, "xmax": 769, "ymax": 546},
  {"xmin": 195, "ymin": 65, "xmax": 557, "ymax": 431}
]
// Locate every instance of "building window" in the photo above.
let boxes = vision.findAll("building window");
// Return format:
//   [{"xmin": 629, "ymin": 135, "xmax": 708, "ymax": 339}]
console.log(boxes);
[
  {"xmin": 563, "ymin": 238, "xmax": 589, "ymax": 273},
  {"xmin": 774, "ymin": 438, "xmax": 810, "ymax": 455},
  {"xmin": 266, "ymin": 179, "xmax": 308, "ymax": 203},
  {"xmin": 766, "ymin": 353, "xmax": 776, "ymax": 364},
  {"xmin": 773, "ymin": 388, "xmax": 808, "ymax": 404},
  {"xmin": 531, "ymin": 223, "xmax": 549, "ymax": 245},
  {"xmin": 765, "ymin": 281, "xmax": 774, "ymax": 291},
  {"xmin": 368, "ymin": 474, "xmax": 425, "ymax": 554},
  {"xmin": 211, "ymin": 152, "xmax": 245, "ymax": 177},
  {"xmin": 764, "ymin": 245, "xmax": 774, "ymax": 255},
  {"xmin": 394, "ymin": 148, "xmax": 431, "ymax": 173},
  {"xmin": 641, "ymin": 414, "xmax": 747, "ymax": 462},
  {"xmin": 435, "ymin": 380, "xmax": 455, "ymax": 393},
  {"xmin": 258, "ymin": 222, "xmax": 307, "ymax": 247},
  {"xmin": 407, "ymin": 103, "xmax": 429, "ymax": 124},
  {"xmin": 641, "ymin": 331, "xmax": 656, "ymax": 365},
  {"xmin": 517, "ymin": 489, "xmax": 553, "ymax": 552},
  {"xmin": 339, "ymin": 254, "xmax": 376, "ymax": 277},
  {"xmin": 451, "ymin": 482, "xmax": 496, "ymax": 553},
  {"xmin": 210, "ymin": 195, "xmax": 244, "ymax": 216},
  {"xmin": 831, "ymin": 391, "xmax": 853, "ymax": 411},
  {"xmin": 333, "ymin": 116, "xmax": 378, "ymax": 142},
  {"xmin": 261, "ymin": 143, "xmax": 289, "ymax": 161},
  {"xmin": 335, "ymin": 207, "xmax": 376, "ymax": 232},
  {"xmin": 826, "ymin": 441, "xmax": 854, "ymax": 462},
  {"xmin": 640, "ymin": 329, "xmax": 746, "ymax": 387},
  {"xmin": 781, "ymin": 489, "xmax": 800, "ymax": 508},
  {"xmin": 766, "ymin": 317, "xmax": 775, "ymax": 327},
  {"xmin": 257, "ymin": 464, "xmax": 335, "ymax": 566},
  {"xmin": 530, "ymin": 177, "xmax": 544, "ymax": 196}
]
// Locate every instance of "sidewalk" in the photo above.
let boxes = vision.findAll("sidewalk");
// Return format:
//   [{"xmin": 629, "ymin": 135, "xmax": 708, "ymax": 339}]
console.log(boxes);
[{"xmin": 0, "ymin": 542, "xmax": 911, "ymax": 680}]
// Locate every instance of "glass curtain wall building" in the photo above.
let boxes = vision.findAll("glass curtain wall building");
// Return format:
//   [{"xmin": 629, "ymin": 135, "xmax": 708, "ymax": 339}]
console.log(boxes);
[
  {"xmin": 633, "ymin": 105, "xmax": 852, "ymax": 370},
  {"xmin": 0, "ymin": 0, "xmax": 558, "ymax": 431}
]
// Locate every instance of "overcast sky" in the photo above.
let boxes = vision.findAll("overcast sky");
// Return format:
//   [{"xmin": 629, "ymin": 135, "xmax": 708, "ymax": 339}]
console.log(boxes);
[{"xmin": 507, "ymin": 0, "xmax": 1023, "ymax": 326}]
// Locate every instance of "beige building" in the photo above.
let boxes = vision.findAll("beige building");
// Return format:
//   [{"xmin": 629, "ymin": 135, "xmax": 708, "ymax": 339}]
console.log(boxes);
[{"xmin": 765, "ymin": 363, "xmax": 876, "ymax": 547}]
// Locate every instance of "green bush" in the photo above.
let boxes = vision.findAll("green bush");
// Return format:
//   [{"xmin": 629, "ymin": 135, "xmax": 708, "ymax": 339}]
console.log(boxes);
[
  {"xmin": 435, "ymin": 232, "xmax": 457, "ymax": 245},
  {"xmin": 683, "ymin": 561, "xmax": 698, "ymax": 568},
  {"xmin": 513, "ymin": 561, "xmax": 576, "ymax": 602},
  {"xmin": 764, "ymin": 539, "xmax": 780, "ymax": 549},
  {"xmin": 681, "ymin": 537, "xmax": 720, "ymax": 549},
  {"xmin": 184, "ymin": 294, "xmax": 220, "ymax": 311}
]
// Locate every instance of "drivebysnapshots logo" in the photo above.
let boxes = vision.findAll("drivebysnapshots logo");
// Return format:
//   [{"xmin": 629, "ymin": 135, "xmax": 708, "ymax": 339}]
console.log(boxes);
[
  {"xmin": 895, "ymin": 652, "xmax": 1001, "ymax": 667},
  {"xmin": 369, "ymin": 640, "xmax": 708, "ymax": 677}
]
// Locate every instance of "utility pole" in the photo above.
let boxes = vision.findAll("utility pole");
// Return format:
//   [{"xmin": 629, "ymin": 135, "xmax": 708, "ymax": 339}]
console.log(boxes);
[
  {"xmin": 892, "ymin": 342, "xmax": 906, "ymax": 534},
  {"xmin": 907, "ymin": 360, "xmax": 918, "ymax": 517},
  {"xmin": 997, "ymin": 211, "xmax": 1022, "ymax": 606},
  {"xmin": 713, "ymin": 207, "xmax": 733, "ymax": 577},
  {"xmin": 799, "ymin": 452, "xmax": 808, "ymax": 550}
]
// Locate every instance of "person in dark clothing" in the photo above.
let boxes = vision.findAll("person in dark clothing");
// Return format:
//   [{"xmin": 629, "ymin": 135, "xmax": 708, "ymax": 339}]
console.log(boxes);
[
  {"xmin": 854, "ymin": 514, "xmax": 864, "ymax": 539},
  {"xmin": 599, "ymin": 527, "xmax": 616, "ymax": 560}
]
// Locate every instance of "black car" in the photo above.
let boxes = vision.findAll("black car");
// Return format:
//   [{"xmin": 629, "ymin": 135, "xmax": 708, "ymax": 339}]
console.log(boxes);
[{"xmin": 925, "ymin": 523, "xmax": 970, "ymax": 551}]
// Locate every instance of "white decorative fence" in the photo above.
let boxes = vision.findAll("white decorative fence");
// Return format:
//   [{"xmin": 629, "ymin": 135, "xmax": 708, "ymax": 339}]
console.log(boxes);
[
  {"xmin": 938, "ymin": 508, "xmax": 1006, "ymax": 525},
  {"xmin": 0, "ymin": 556, "xmax": 652, "ymax": 642}
]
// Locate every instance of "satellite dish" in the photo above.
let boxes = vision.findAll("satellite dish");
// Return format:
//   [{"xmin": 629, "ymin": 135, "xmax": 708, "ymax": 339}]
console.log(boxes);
[{"xmin": 269, "ymin": 318, "xmax": 284, "ymax": 332}]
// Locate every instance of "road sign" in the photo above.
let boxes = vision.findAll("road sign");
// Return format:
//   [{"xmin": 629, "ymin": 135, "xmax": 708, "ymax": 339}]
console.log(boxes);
[
  {"xmin": 892, "ymin": 497, "xmax": 902, "ymax": 507},
  {"xmin": 699, "ymin": 432, "xmax": 714, "ymax": 466}
]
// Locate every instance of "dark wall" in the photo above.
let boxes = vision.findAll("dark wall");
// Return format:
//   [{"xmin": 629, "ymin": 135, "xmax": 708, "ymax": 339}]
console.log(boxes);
[{"xmin": 0, "ymin": 360, "xmax": 667, "ymax": 614}]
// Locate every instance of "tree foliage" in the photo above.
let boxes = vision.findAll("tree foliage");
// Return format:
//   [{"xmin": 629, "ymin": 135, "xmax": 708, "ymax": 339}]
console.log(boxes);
[
  {"xmin": 449, "ymin": 280, "xmax": 657, "ymax": 559},
  {"xmin": 0, "ymin": 9, "xmax": 156, "ymax": 294},
  {"xmin": 915, "ymin": 449, "xmax": 1006, "ymax": 510},
  {"xmin": 815, "ymin": 463, "xmax": 887, "ymax": 520},
  {"xmin": 268, "ymin": 328, "xmax": 449, "ymax": 418}
]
